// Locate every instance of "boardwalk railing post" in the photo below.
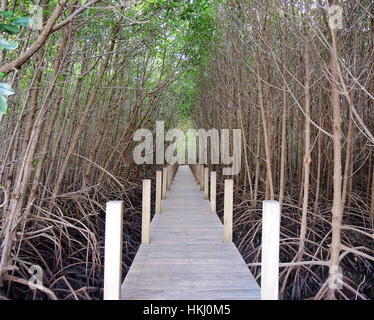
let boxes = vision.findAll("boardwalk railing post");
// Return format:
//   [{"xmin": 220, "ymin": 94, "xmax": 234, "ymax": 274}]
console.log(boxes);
[
  {"xmin": 224, "ymin": 179, "xmax": 233, "ymax": 243},
  {"xmin": 261, "ymin": 200, "xmax": 280, "ymax": 300},
  {"xmin": 167, "ymin": 166, "xmax": 172, "ymax": 190},
  {"xmin": 210, "ymin": 171, "xmax": 216, "ymax": 213},
  {"xmin": 172, "ymin": 164, "xmax": 177, "ymax": 181},
  {"xmin": 142, "ymin": 180, "xmax": 151, "ymax": 244},
  {"xmin": 196, "ymin": 164, "xmax": 202, "ymax": 184},
  {"xmin": 156, "ymin": 171, "xmax": 162, "ymax": 214},
  {"xmin": 191, "ymin": 164, "xmax": 197, "ymax": 180},
  {"xmin": 196, "ymin": 164, "xmax": 200, "ymax": 184},
  {"xmin": 204, "ymin": 167, "xmax": 209, "ymax": 200},
  {"xmin": 170, "ymin": 164, "xmax": 174, "ymax": 184},
  {"xmin": 200, "ymin": 166, "xmax": 204, "ymax": 191},
  {"xmin": 104, "ymin": 201, "xmax": 123, "ymax": 300},
  {"xmin": 162, "ymin": 167, "xmax": 167, "ymax": 200}
]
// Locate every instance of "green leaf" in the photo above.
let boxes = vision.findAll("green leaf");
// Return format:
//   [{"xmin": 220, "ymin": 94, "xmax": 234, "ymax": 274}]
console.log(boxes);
[
  {"xmin": 2, "ymin": 24, "xmax": 20, "ymax": 35},
  {"xmin": 33, "ymin": 156, "xmax": 40, "ymax": 166},
  {"xmin": 0, "ymin": 95, "xmax": 7, "ymax": 114},
  {"xmin": 11, "ymin": 17, "xmax": 30, "ymax": 27},
  {"xmin": 0, "ymin": 11, "xmax": 12, "ymax": 18},
  {"xmin": 0, "ymin": 36, "xmax": 18, "ymax": 50},
  {"xmin": 0, "ymin": 82, "xmax": 14, "ymax": 96},
  {"xmin": 0, "ymin": 73, "xmax": 4, "ymax": 80}
]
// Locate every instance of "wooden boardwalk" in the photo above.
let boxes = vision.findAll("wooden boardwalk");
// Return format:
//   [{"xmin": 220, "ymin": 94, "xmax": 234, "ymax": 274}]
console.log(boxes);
[{"xmin": 121, "ymin": 165, "xmax": 261, "ymax": 300}]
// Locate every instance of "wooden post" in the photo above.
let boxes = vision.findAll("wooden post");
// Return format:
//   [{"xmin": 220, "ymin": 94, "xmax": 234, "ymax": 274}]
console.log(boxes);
[
  {"xmin": 197, "ymin": 164, "xmax": 201, "ymax": 184},
  {"xmin": 104, "ymin": 201, "xmax": 123, "ymax": 300},
  {"xmin": 199, "ymin": 165, "xmax": 203, "ymax": 185},
  {"xmin": 210, "ymin": 171, "xmax": 216, "ymax": 213},
  {"xmin": 162, "ymin": 167, "xmax": 167, "ymax": 200},
  {"xmin": 172, "ymin": 164, "xmax": 176, "ymax": 181},
  {"xmin": 261, "ymin": 200, "xmax": 280, "ymax": 300},
  {"xmin": 204, "ymin": 167, "xmax": 209, "ymax": 200},
  {"xmin": 224, "ymin": 179, "xmax": 233, "ymax": 243},
  {"xmin": 200, "ymin": 166, "xmax": 204, "ymax": 191},
  {"xmin": 142, "ymin": 180, "xmax": 151, "ymax": 245},
  {"xmin": 167, "ymin": 165, "xmax": 172, "ymax": 190},
  {"xmin": 156, "ymin": 171, "xmax": 162, "ymax": 214}
]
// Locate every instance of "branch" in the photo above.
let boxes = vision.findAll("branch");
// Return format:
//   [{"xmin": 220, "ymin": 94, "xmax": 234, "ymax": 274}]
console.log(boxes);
[
  {"xmin": 0, "ymin": 0, "xmax": 70, "ymax": 74},
  {"xmin": 51, "ymin": 0, "xmax": 101, "ymax": 33}
]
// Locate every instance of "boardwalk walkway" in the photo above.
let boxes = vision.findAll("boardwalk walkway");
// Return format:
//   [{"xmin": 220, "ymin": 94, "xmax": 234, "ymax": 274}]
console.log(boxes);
[{"xmin": 121, "ymin": 165, "xmax": 261, "ymax": 300}]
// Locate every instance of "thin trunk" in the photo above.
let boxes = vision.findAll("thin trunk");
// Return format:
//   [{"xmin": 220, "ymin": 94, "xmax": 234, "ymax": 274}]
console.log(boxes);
[
  {"xmin": 313, "ymin": 87, "xmax": 323, "ymax": 217},
  {"xmin": 252, "ymin": 107, "xmax": 261, "ymax": 210},
  {"xmin": 49, "ymin": 28, "xmax": 118, "ymax": 208},
  {"xmin": 298, "ymin": 8, "xmax": 312, "ymax": 259},
  {"xmin": 279, "ymin": 16, "xmax": 288, "ymax": 211},
  {"xmin": 83, "ymin": 49, "xmax": 120, "ymax": 188},
  {"xmin": 327, "ymin": 2, "xmax": 343, "ymax": 298},
  {"xmin": 341, "ymin": 108, "xmax": 353, "ymax": 210},
  {"xmin": 27, "ymin": 21, "xmax": 73, "ymax": 206},
  {"xmin": 370, "ymin": 5, "xmax": 374, "ymax": 221},
  {"xmin": 254, "ymin": 56, "xmax": 274, "ymax": 200}
]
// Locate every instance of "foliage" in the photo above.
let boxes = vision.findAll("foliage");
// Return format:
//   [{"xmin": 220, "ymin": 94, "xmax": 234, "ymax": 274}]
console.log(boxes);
[{"xmin": 0, "ymin": 10, "xmax": 30, "ymax": 114}]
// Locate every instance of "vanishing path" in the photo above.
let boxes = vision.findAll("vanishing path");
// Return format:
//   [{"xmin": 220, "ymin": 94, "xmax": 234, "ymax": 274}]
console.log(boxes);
[{"xmin": 121, "ymin": 165, "xmax": 260, "ymax": 300}]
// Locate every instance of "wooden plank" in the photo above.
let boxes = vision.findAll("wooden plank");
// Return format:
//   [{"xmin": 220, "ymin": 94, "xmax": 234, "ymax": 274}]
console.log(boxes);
[{"xmin": 121, "ymin": 166, "xmax": 260, "ymax": 300}]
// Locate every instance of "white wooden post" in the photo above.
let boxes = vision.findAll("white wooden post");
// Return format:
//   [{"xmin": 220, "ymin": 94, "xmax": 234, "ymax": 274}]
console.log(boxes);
[
  {"xmin": 156, "ymin": 171, "xmax": 162, "ymax": 214},
  {"xmin": 210, "ymin": 171, "xmax": 216, "ymax": 213},
  {"xmin": 142, "ymin": 180, "xmax": 151, "ymax": 244},
  {"xmin": 162, "ymin": 167, "xmax": 167, "ymax": 200},
  {"xmin": 104, "ymin": 201, "xmax": 123, "ymax": 300},
  {"xmin": 204, "ymin": 167, "xmax": 209, "ymax": 200},
  {"xmin": 224, "ymin": 179, "xmax": 233, "ymax": 243},
  {"xmin": 200, "ymin": 166, "xmax": 204, "ymax": 191},
  {"xmin": 261, "ymin": 200, "xmax": 280, "ymax": 300}
]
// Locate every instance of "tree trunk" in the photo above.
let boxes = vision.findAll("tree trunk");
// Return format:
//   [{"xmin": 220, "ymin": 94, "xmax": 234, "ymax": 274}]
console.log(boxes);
[
  {"xmin": 298, "ymin": 12, "xmax": 312, "ymax": 259},
  {"xmin": 327, "ymin": 1, "xmax": 343, "ymax": 298}
]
